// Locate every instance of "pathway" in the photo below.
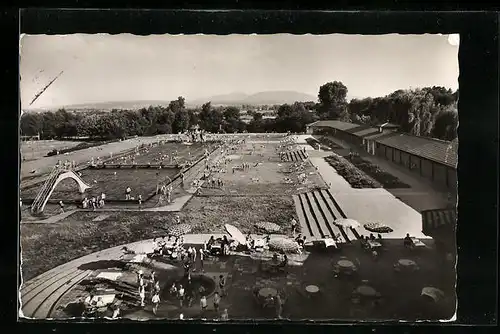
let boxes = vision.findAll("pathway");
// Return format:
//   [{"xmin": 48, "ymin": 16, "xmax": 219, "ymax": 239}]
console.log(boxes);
[
  {"xmin": 21, "ymin": 210, "xmax": 77, "ymax": 225},
  {"xmin": 300, "ymin": 155, "xmax": 428, "ymax": 240},
  {"xmin": 321, "ymin": 135, "xmax": 453, "ymax": 211}
]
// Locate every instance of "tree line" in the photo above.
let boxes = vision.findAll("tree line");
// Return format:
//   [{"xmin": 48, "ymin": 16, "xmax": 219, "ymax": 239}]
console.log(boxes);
[
  {"xmin": 21, "ymin": 82, "xmax": 458, "ymax": 142},
  {"xmin": 317, "ymin": 82, "xmax": 458, "ymax": 141}
]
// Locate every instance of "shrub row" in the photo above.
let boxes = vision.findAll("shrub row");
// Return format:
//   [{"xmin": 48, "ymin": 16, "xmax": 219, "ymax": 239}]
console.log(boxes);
[{"xmin": 324, "ymin": 155, "xmax": 382, "ymax": 188}]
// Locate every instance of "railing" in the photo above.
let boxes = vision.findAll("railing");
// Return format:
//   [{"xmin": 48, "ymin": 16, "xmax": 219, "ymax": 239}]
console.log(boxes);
[{"xmin": 30, "ymin": 167, "xmax": 62, "ymax": 214}]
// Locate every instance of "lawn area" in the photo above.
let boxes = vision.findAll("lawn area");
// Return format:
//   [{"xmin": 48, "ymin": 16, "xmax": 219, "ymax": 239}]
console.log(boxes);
[
  {"xmin": 20, "ymin": 194, "xmax": 295, "ymax": 281},
  {"xmin": 180, "ymin": 195, "xmax": 296, "ymax": 234},
  {"xmin": 325, "ymin": 155, "xmax": 382, "ymax": 188},
  {"xmin": 21, "ymin": 140, "xmax": 84, "ymax": 161},
  {"xmin": 344, "ymin": 155, "xmax": 411, "ymax": 189},
  {"xmin": 199, "ymin": 141, "xmax": 326, "ymax": 196},
  {"xmin": 20, "ymin": 210, "xmax": 179, "ymax": 281},
  {"xmin": 20, "ymin": 168, "xmax": 180, "ymax": 201}
]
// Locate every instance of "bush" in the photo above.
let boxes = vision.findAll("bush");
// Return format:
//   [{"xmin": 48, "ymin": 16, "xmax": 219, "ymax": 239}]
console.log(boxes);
[
  {"xmin": 346, "ymin": 156, "xmax": 411, "ymax": 189},
  {"xmin": 324, "ymin": 155, "xmax": 381, "ymax": 188}
]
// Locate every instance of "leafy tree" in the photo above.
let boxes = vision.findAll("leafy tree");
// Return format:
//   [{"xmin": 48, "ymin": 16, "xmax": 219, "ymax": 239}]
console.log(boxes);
[
  {"xmin": 318, "ymin": 81, "xmax": 348, "ymax": 120},
  {"xmin": 20, "ymin": 113, "xmax": 44, "ymax": 136},
  {"xmin": 431, "ymin": 106, "xmax": 458, "ymax": 141},
  {"xmin": 172, "ymin": 109, "xmax": 190, "ymax": 134}
]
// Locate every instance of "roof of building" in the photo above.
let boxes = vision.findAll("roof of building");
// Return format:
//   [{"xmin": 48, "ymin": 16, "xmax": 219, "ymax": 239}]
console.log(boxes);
[
  {"xmin": 308, "ymin": 120, "xmax": 360, "ymax": 131},
  {"xmin": 422, "ymin": 208, "xmax": 457, "ymax": 236},
  {"xmin": 377, "ymin": 122, "xmax": 400, "ymax": 128},
  {"xmin": 376, "ymin": 134, "xmax": 458, "ymax": 168},
  {"xmin": 308, "ymin": 120, "xmax": 458, "ymax": 168}
]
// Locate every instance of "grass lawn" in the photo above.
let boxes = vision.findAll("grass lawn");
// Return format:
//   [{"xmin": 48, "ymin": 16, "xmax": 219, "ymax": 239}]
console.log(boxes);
[
  {"xmin": 20, "ymin": 211, "xmax": 179, "ymax": 281},
  {"xmin": 20, "ymin": 168, "xmax": 180, "ymax": 201},
  {"xmin": 20, "ymin": 194, "xmax": 295, "ymax": 281},
  {"xmin": 325, "ymin": 155, "xmax": 382, "ymax": 188},
  {"xmin": 200, "ymin": 141, "xmax": 326, "ymax": 196},
  {"xmin": 344, "ymin": 155, "xmax": 411, "ymax": 189},
  {"xmin": 180, "ymin": 195, "xmax": 296, "ymax": 234},
  {"xmin": 21, "ymin": 140, "xmax": 84, "ymax": 162}
]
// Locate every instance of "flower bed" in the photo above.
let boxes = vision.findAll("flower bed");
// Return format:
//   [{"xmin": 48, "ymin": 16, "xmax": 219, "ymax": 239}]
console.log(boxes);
[
  {"xmin": 317, "ymin": 137, "xmax": 344, "ymax": 149},
  {"xmin": 346, "ymin": 156, "xmax": 411, "ymax": 189},
  {"xmin": 324, "ymin": 155, "xmax": 382, "ymax": 188}
]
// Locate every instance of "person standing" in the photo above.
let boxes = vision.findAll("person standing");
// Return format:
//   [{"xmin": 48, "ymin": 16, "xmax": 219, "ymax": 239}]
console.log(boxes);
[
  {"xmin": 139, "ymin": 285, "xmax": 146, "ymax": 307},
  {"xmin": 138, "ymin": 194, "xmax": 143, "ymax": 210},
  {"xmin": 167, "ymin": 186, "xmax": 172, "ymax": 203},
  {"xmin": 126, "ymin": 187, "xmax": 132, "ymax": 200},
  {"xmin": 218, "ymin": 275, "xmax": 226, "ymax": 297},
  {"xmin": 178, "ymin": 284, "xmax": 185, "ymax": 308},
  {"xmin": 275, "ymin": 294, "xmax": 283, "ymax": 319},
  {"xmin": 180, "ymin": 172, "xmax": 185, "ymax": 188},
  {"xmin": 198, "ymin": 247, "xmax": 204, "ymax": 272},
  {"xmin": 59, "ymin": 201, "xmax": 65, "ymax": 213},
  {"xmin": 200, "ymin": 295, "xmax": 207, "ymax": 313},
  {"xmin": 213, "ymin": 292, "xmax": 220, "ymax": 313},
  {"xmin": 151, "ymin": 292, "xmax": 160, "ymax": 315},
  {"xmin": 291, "ymin": 217, "xmax": 298, "ymax": 236}
]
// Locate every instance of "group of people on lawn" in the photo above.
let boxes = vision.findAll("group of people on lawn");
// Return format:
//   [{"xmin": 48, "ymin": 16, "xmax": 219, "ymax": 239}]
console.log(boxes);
[{"xmin": 81, "ymin": 192, "xmax": 106, "ymax": 210}]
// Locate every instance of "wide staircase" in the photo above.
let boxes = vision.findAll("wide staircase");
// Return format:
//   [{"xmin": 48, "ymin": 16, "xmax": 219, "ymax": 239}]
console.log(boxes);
[
  {"xmin": 293, "ymin": 188, "xmax": 361, "ymax": 242},
  {"xmin": 281, "ymin": 150, "xmax": 308, "ymax": 162}
]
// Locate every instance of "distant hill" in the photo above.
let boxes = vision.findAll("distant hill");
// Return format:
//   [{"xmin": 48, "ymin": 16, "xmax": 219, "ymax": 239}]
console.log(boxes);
[
  {"xmin": 25, "ymin": 90, "xmax": 317, "ymax": 112},
  {"xmin": 191, "ymin": 91, "xmax": 317, "ymax": 106}
]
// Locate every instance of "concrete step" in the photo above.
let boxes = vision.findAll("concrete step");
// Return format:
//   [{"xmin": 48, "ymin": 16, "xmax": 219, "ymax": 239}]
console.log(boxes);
[
  {"xmin": 292, "ymin": 195, "xmax": 313, "ymax": 237},
  {"xmin": 39, "ymin": 270, "xmax": 93, "ymax": 319},
  {"xmin": 324, "ymin": 189, "xmax": 360, "ymax": 241},
  {"xmin": 22, "ymin": 267, "xmax": 82, "ymax": 307},
  {"xmin": 298, "ymin": 193, "xmax": 321, "ymax": 238},
  {"xmin": 320, "ymin": 189, "xmax": 352, "ymax": 242},
  {"xmin": 22, "ymin": 269, "xmax": 89, "ymax": 318},
  {"xmin": 311, "ymin": 190, "xmax": 343, "ymax": 238},
  {"xmin": 304, "ymin": 192, "xmax": 327, "ymax": 238}
]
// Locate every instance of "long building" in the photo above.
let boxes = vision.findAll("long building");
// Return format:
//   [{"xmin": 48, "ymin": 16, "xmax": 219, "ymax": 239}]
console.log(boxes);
[{"xmin": 306, "ymin": 120, "xmax": 458, "ymax": 191}]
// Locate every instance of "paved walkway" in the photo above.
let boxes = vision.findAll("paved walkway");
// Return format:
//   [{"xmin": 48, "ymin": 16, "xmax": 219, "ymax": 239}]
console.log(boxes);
[
  {"xmin": 21, "ymin": 210, "xmax": 78, "ymax": 224},
  {"xmin": 320, "ymin": 136, "xmax": 453, "ymax": 211}
]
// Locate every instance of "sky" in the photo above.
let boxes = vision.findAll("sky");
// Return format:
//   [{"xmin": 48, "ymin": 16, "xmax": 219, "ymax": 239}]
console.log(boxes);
[{"xmin": 20, "ymin": 33, "xmax": 459, "ymax": 109}]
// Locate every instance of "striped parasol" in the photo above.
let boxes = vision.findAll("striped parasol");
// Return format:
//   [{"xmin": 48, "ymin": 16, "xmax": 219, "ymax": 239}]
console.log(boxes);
[
  {"xmin": 363, "ymin": 222, "xmax": 393, "ymax": 234},
  {"xmin": 166, "ymin": 223, "xmax": 192, "ymax": 237},
  {"xmin": 254, "ymin": 221, "xmax": 281, "ymax": 233}
]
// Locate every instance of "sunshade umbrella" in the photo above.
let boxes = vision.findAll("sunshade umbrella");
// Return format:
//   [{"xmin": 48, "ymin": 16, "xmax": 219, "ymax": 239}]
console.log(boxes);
[
  {"xmin": 255, "ymin": 221, "xmax": 281, "ymax": 233},
  {"xmin": 268, "ymin": 237, "xmax": 300, "ymax": 253},
  {"xmin": 166, "ymin": 223, "xmax": 192, "ymax": 237},
  {"xmin": 334, "ymin": 218, "xmax": 360, "ymax": 229},
  {"xmin": 225, "ymin": 223, "xmax": 246, "ymax": 245},
  {"xmin": 421, "ymin": 287, "xmax": 445, "ymax": 303},
  {"xmin": 363, "ymin": 222, "xmax": 394, "ymax": 234}
]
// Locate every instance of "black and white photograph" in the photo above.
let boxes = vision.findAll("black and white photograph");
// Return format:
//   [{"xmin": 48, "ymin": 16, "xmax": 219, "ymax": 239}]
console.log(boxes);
[{"xmin": 19, "ymin": 32, "xmax": 459, "ymax": 321}]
